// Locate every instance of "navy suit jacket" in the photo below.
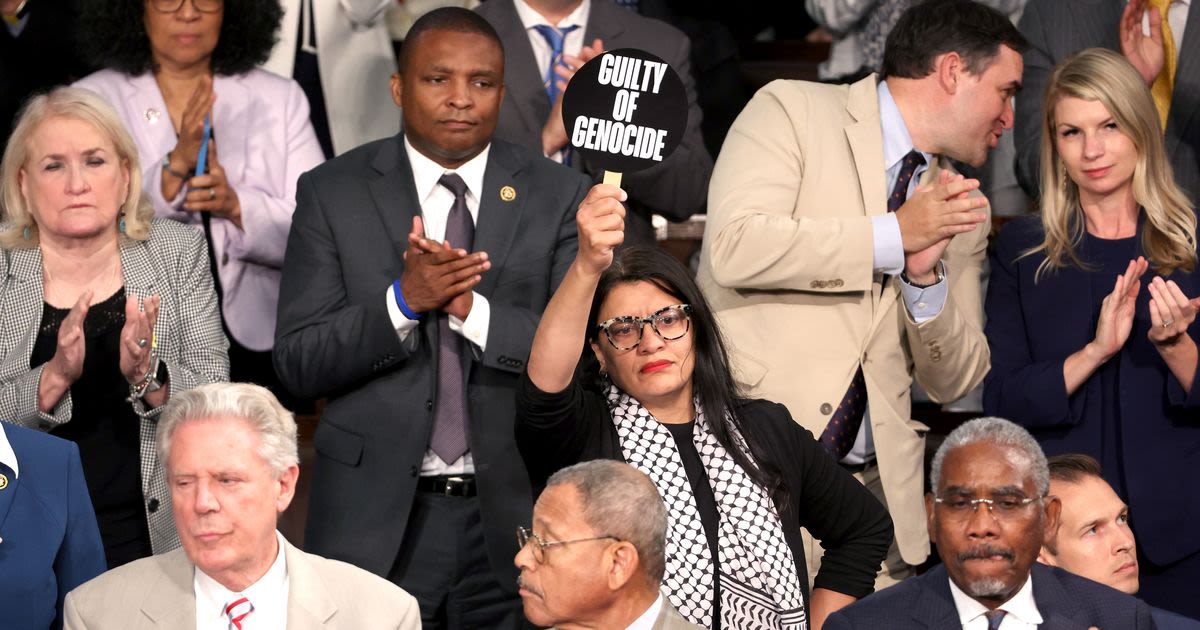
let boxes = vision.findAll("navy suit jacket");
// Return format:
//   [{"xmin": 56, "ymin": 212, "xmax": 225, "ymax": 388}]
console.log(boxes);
[
  {"xmin": 0, "ymin": 423, "xmax": 105, "ymax": 630},
  {"xmin": 1154, "ymin": 606, "xmax": 1200, "ymax": 630},
  {"xmin": 983, "ymin": 216, "xmax": 1200, "ymax": 566},
  {"xmin": 825, "ymin": 564, "xmax": 1156, "ymax": 629}
]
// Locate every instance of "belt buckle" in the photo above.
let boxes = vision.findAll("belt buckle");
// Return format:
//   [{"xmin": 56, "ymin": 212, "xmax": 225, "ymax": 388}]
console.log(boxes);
[{"xmin": 444, "ymin": 475, "xmax": 469, "ymax": 496}]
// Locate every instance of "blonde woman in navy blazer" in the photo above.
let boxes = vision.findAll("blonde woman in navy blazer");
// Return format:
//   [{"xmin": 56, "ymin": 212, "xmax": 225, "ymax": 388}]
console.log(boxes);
[
  {"xmin": 0, "ymin": 422, "xmax": 106, "ymax": 630},
  {"xmin": 0, "ymin": 88, "xmax": 228, "ymax": 566},
  {"xmin": 74, "ymin": 0, "xmax": 324, "ymax": 399},
  {"xmin": 985, "ymin": 49, "xmax": 1200, "ymax": 618}
]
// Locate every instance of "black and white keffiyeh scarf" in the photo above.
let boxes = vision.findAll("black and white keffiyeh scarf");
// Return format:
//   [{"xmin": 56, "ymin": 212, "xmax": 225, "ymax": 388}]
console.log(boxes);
[{"xmin": 606, "ymin": 385, "xmax": 808, "ymax": 630}]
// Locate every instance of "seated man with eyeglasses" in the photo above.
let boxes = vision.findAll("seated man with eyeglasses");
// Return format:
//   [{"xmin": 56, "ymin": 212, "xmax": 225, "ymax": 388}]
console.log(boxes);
[
  {"xmin": 516, "ymin": 460, "xmax": 703, "ymax": 630},
  {"xmin": 826, "ymin": 417, "xmax": 1155, "ymax": 629}
]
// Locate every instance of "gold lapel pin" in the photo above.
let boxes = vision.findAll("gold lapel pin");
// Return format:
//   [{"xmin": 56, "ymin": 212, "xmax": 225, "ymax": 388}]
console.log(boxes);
[
  {"xmin": 500, "ymin": 186, "xmax": 517, "ymax": 202},
  {"xmin": 0, "ymin": 473, "xmax": 8, "ymax": 490}
]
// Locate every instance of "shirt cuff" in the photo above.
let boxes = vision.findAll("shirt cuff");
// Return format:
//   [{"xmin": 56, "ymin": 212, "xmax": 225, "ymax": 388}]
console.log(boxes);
[
  {"xmin": 900, "ymin": 262, "xmax": 949, "ymax": 323},
  {"xmin": 871, "ymin": 213, "xmax": 905, "ymax": 275},
  {"xmin": 450, "ymin": 292, "xmax": 489, "ymax": 351},
  {"xmin": 386, "ymin": 283, "xmax": 420, "ymax": 342}
]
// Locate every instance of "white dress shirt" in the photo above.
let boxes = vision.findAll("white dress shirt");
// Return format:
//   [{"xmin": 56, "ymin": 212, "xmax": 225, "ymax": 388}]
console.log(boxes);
[
  {"xmin": 513, "ymin": 0, "xmax": 592, "ymax": 162},
  {"xmin": 842, "ymin": 80, "xmax": 950, "ymax": 465},
  {"xmin": 384, "ymin": 139, "xmax": 494, "ymax": 474},
  {"xmin": 626, "ymin": 594, "xmax": 665, "ymax": 630},
  {"xmin": 949, "ymin": 574, "xmax": 1043, "ymax": 630},
  {"xmin": 194, "ymin": 531, "xmax": 290, "ymax": 630},
  {"xmin": 0, "ymin": 424, "xmax": 17, "ymax": 480}
]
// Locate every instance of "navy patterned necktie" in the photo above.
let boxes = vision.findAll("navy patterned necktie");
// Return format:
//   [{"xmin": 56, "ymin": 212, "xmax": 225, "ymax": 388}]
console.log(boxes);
[
  {"xmin": 985, "ymin": 610, "xmax": 1007, "ymax": 630},
  {"xmin": 818, "ymin": 149, "xmax": 926, "ymax": 459},
  {"xmin": 531, "ymin": 24, "xmax": 579, "ymax": 105},
  {"xmin": 430, "ymin": 173, "xmax": 474, "ymax": 464},
  {"xmin": 613, "ymin": 0, "xmax": 640, "ymax": 11}
]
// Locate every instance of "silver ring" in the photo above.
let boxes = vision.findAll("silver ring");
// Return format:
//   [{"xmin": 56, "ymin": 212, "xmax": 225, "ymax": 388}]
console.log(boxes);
[
  {"xmin": 137, "ymin": 338, "xmax": 148, "ymax": 348},
  {"xmin": 1162, "ymin": 320, "xmax": 1175, "ymax": 328},
  {"xmin": 209, "ymin": 188, "xmax": 216, "ymax": 200}
]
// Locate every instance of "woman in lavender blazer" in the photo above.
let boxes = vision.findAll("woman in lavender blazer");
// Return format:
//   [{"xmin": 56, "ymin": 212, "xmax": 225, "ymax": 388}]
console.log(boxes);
[{"xmin": 74, "ymin": 0, "xmax": 324, "ymax": 402}]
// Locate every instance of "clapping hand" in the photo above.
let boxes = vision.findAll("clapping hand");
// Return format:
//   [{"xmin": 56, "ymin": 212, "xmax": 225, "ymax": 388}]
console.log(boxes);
[
  {"xmin": 48, "ymin": 290, "xmax": 92, "ymax": 387},
  {"xmin": 400, "ymin": 216, "xmax": 490, "ymax": 320},
  {"xmin": 543, "ymin": 38, "xmax": 605, "ymax": 155},
  {"xmin": 182, "ymin": 140, "xmax": 242, "ymax": 228},
  {"xmin": 1090, "ymin": 257, "xmax": 1149, "ymax": 361},
  {"xmin": 120, "ymin": 294, "xmax": 160, "ymax": 386},
  {"xmin": 1119, "ymin": 0, "xmax": 1165, "ymax": 86},
  {"xmin": 1147, "ymin": 276, "xmax": 1200, "ymax": 346}
]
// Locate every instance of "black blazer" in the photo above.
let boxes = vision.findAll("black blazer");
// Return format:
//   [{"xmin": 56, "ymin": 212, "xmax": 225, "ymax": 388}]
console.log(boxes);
[
  {"xmin": 274, "ymin": 134, "xmax": 589, "ymax": 589},
  {"xmin": 476, "ymin": 0, "xmax": 713, "ymax": 246},
  {"xmin": 825, "ymin": 563, "xmax": 1157, "ymax": 629}
]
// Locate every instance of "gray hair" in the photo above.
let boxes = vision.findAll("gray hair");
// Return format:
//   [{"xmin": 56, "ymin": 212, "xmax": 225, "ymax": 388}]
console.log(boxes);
[
  {"xmin": 931, "ymin": 417, "xmax": 1050, "ymax": 497},
  {"xmin": 0, "ymin": 87, "xmax": 155, "ymax": 248},
  {"xmin": 546, "ymin": 460, "xmax": 668, "ymax": 584},
  {"xmin": 158, "ymin": 383, "xmax": 299, "ymax": 477}
]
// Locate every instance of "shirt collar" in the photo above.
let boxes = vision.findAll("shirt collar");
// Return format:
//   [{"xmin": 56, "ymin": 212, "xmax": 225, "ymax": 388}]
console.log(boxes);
[
  {"xmin": 195, "ymin": 530, "xmax": 290, "ymax": 617},
  {"xmin": 626, "ymin": 594, "xmax": 664, "ymax": 630},
  {"xmin": 403, "ymin": 137, "xmax": 491, "ymax": 207},
  {"xmin": 514, "ymin": 0, "xmax": 591, "ymax": 30},
  {"xmin": 949, "ymin": 572, "xmax": 1043, "ymax": 627},
  {"xmin": 0, "ymin": 424, "xmax": 17, "ymax": 479},
  {"xmin": 877, "ymin": 80, "xmax": 935, "ymax": 173}
]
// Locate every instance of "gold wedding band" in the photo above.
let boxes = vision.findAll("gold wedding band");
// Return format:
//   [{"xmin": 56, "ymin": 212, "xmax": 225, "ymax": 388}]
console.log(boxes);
[{"xmin": 1162, "ymin": 320, "xmax": 1175, "ymax": 328}]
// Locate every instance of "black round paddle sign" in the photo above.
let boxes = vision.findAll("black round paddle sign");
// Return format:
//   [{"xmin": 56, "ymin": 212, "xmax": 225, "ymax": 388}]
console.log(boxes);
[{"xmin": 561, "ymin": 48, "xmax": 688, "ymax": 173}]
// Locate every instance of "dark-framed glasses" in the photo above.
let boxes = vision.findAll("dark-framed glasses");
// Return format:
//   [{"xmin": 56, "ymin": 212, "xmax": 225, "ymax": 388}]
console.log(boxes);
[
  {"xmin": 148, "ymin": 0, "xmax": 223, "ymax": 13},
  {"xmin": 516, "ymin": 526, "xmax": 618, "ymax": 564},
  {"xmin": 595, "ymin": 304, "xmax": 692, "ymax": 351},
  {"xmin": 933, "ymin": 494, "xmax": 1042, "ymax": 521}
]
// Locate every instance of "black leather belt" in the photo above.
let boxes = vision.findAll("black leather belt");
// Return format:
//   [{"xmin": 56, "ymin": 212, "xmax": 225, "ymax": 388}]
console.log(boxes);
[{"xmin": 417, "ymin": 475, "xmax": 477, "ymax": 497}]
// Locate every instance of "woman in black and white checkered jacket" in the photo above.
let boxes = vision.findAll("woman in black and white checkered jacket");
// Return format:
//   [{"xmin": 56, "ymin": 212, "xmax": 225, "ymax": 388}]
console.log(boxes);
[{"xmin": 0, "ymin": 87, "xmax": 229, "ymax": 567}]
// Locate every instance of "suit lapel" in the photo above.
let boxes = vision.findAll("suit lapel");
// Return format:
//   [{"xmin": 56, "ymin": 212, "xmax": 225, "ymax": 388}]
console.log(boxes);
[
  {"xmin": 1031, "ymin": 565, "xmax": 1093, "ymax": 630},
  {"xmin": 1166, "ymin": 2, "xmax": 1200, "ymax": 159},
  {"xmin": 910, "ymin": 566, "xmax": 968, "ymax": 628},
  {"xmin": 584, "ymin": 0, "xmax": 625, "ymax": 44},
  {"xmin": 122, "ymin": 73, "xmax": 177, "ymax": 161},
  {"xmin": 284, "ymin": 540, "xmax": 338, "ymax": 628},
  {"xmin": 473, "ymin": 142, "xmax": 530, "ymax": 297},
  {"xmin": 139, "ymin": 549, "xmax": 198, "ymax": 628},
  {"xmin": 0, "ymin": 248, "xmax": 45, "ymax": 372},
  {"xmin": 493, "ymin": 0, "xmax": 554, "ymax": 137},
  {"xmin": 366, "ymin": 136, "xmax": 422, "ymax": 262},
  {"xmin": 843, "ymin": 77, "xmax": 893, "ymax": 322},
  {"xmin": 0, "ymin": 460, "xmax": 20, "ymax": 541}
]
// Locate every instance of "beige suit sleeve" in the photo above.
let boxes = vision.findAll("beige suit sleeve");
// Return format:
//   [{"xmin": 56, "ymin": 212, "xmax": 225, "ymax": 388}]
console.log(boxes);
[
  {"xmin": 704, "ymin": 82, "xmax": 875, "ymax": 293},
  {"xmin": 63, "ymin": 591, "xmax": 89, "ymax": 630},
  {"xmin": 903, "ymin": 200, "xmax": 990, "ymax": 402}
]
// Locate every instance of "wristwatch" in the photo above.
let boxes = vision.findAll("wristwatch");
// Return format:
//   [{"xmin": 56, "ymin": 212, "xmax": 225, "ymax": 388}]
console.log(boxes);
[
  {"xmin": 127, "ymin": 357, "xmax": 168, "ymax": 402},
  {"xmin": 901, "ymin": 260, "xmax": 946, "ymax": 289}
]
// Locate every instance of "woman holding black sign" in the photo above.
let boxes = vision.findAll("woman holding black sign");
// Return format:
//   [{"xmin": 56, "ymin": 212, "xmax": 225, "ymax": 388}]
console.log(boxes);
[{"xmin": 515, "ymin": 184, "xmax": 892, "ymax": 630}]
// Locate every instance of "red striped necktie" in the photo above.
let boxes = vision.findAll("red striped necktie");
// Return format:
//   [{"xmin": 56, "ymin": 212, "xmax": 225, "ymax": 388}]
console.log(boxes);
[{"xmin": 224, "ymin": 596, "xmax": 254, "ymax": 630}]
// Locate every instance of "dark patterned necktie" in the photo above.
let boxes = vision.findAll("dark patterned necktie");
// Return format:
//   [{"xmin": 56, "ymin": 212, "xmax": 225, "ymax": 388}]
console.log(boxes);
[
  {"xmin": 818, "ymin": 149, "xmax": 926, "ymax": 459},
  {"xmin": 430, "ymin": 173, "xmax": 474, "ymax": 464},
  {"xmin": 985, "ymin": 609, "xmax": 1007, "ymax": 630}
]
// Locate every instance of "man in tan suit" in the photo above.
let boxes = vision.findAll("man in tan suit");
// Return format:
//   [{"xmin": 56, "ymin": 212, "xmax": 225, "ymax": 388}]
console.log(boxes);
[
  {"xmin": 63, "ymin": 383, "xmax": 420, "ymax": 629},
  {"xmin": 698, "ymin": 0, "xmax": 1026, "ymax": 589},
  {"xmin": 515, "ymin": 460, "xmax": 702, "ymax": 630}
]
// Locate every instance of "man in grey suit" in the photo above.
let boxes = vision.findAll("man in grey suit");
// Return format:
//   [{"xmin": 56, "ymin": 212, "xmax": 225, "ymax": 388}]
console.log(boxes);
[
  {"xmin": 63, "ymin": 383, "xmax": 420, "ymax": 629},
  {"xmin": 476, "ymin": 0, "xmax": 712, "ymax": 246},
  {"xmin": 273, "ymin": 7, "xmax": 592, "ymax": 628},
  {"xmin": 516, "ymin": 460, "xmax": 703, "ymax": 630},
  {"xmin": 1015, "ymin": 0, "xmax": 1200, "ymax": 201}
]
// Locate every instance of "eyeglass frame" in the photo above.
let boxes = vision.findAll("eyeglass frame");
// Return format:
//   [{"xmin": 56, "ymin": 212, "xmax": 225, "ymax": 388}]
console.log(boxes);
[
  {"xmin": 594, "ymin": 303, "xmax": 693, "ymax": 351},
  {"xmin": 933, "ymin": 494, "xmax": 1043, "ymax": 519},
  {"xmin": 147, "ymin": 0, "xmax": 224, "ymax": 14},
  {"xmin": 516, "ymin": 526, "xmax": 619, "ymax": 563}
]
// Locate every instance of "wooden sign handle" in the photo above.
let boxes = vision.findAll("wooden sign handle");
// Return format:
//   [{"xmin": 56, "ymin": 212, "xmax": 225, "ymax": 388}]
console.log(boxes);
[{"xmin": 603, "ymin": 170, "xmax": 623, "ymax": 188}]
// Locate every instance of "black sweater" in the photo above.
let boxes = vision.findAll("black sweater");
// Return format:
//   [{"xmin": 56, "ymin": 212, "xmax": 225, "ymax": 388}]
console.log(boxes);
[{"xmin": 515, "ymin": 371, "xmax": 894, "ymax": 601}]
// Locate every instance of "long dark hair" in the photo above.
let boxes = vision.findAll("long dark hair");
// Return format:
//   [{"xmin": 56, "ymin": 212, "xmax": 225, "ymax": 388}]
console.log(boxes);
[{"xmin": 585, "ymin": 247, "xmax": 785, "ymax": 505}]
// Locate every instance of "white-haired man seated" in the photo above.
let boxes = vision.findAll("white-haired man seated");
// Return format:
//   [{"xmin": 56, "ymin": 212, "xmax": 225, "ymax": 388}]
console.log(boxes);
[
  {"xmin": 516, "ymin": 460, "xmax": 703, "ymax": 630},
  {"xmin": 63, "ymin": 383, "xmax": 420, "ymax": 629}
]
